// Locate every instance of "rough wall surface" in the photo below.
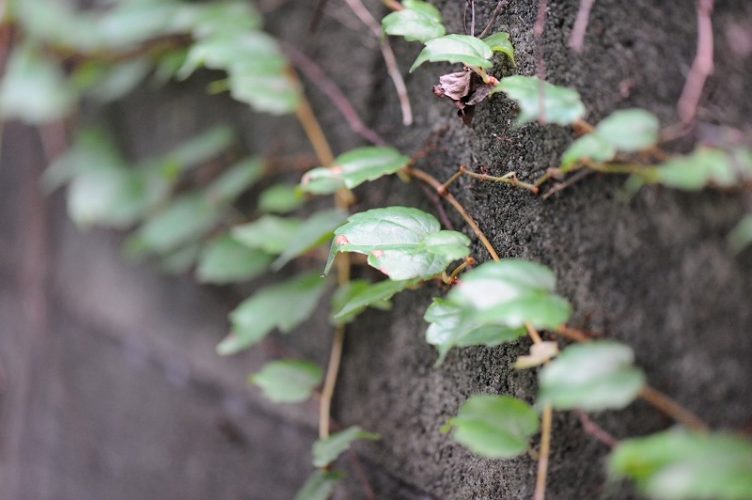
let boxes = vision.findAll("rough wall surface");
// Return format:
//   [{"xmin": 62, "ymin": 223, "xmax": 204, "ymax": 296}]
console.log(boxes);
[{"xmin": 1, "ymin": 1, "xmax": 751, "ymax": 499}]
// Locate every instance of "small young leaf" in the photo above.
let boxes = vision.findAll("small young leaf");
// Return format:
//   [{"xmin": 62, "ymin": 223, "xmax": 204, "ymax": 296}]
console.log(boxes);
[
  {"xmin": 325, "ymin": 207, "xmax": 471, "ymax": 280},
  {"xmin": 217, "ymin": 272, "xmax": 327, "ymax": 355},
  {"xmin": 561, "ymin": 134, "xmax": 616, "ymax": 171},
  {"xmin": 382, "ymin": 0, "xmax": 445, "ymax": 43},
  {"xmin": 312, "ymin": 426, "xmax": 380, "ymax": 468},
  {"xmin": 482, "ymin": 32, "xmax": 515, "ymax": 64},
  {"xmin": 249, "ymin": 359, "xmax": 323, "ymax": 403},
  {"xmin": 196, "ymin": 235, "xmax": 272, "ymax": 284},
  {"xmin": 206, "ymin": 157, "xmax": 264, "ymax": 204},
  {"xmin": 493, "ymin": 75, "xmax": 585, "ymax": 126},
  {"xmin": 728, "ymin": 215, "xmax": 752, "ymax": 254},
  {"xmin": 294, "ymin": 470, "xmax": 342, "ymax": 500},
  {"xmin": 232, "ymin": 215, "xmax": 303, "ymax": 255},
  {"xmin": 332, "ymin": 279, "xmax": 414, "ymax": 324},
  {"xmin": 259, "ymin": 184, "xmax": 304, "ymax": 214},
  {"xmin": 514, "ymin": 341, "xmax": 559, "ymax": 369},
  {"xmin": 410, "ymin": 34, "xmax": 494, "ymax": 72},
  {"xmin": 609, "ymin": 430, "xmax": 752, "ymax": 500},
  {"xmin": 448, "ymin": 260, "xmax": 572, "ymax": 330},
  {"xmin": 273, "ymin": 209, "xmax": 348, "ymax": 270},
  {"xmin": 538, "ymin": 341, "xmax": 645, "ymax": 410},
  {"xmin": 448, "ymin": 395, "xmax": 539, "ymax": 459},
  {"xmin": 301, "ymin": 147, "xmax": 410, "ymax": 195},
  {"xmin": 594, "ymin": 109, "xmax": 660, "ymax": 152},
  {"xmin": 650, "ymin": 147, "xmax": 752, "ymax": 191}
]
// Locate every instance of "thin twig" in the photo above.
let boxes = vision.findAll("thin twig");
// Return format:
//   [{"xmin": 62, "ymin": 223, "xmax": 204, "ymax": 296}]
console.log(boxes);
[
  {"xmin": 343, "ymin": 0, "xmax": 413, "ymax": 125},
  {"xmin": 677, "ymin": 0, "xmax": 715, "ymax": 124},
  {"xmin": 555, "ymin": 325, "xmax": 593, "ymax": 342},
  {"xmin": 417, "ymin": 182, "xmax": 455, "ymax": 230},
  {"xmin": 470, "ymin": 0, "xmax": 476, "ymax": 37},
  {"xmin": 283, "ymin": 43, "xmax": 387, "ymax": 146},
  {"xmin": 478, "ymin": 0, "xmax": 512, "ymax": 39},
  {"xmin": 542, "ymin": 169, "xmax": 593, "ymax": 199},
  {"xmin": 639, "ymin": 386, "xmax": 709, "ymax": 432},
  {"xmin": 292, "ymin": 79, "xmax": 335, "ymax": 166},
  {"xmin": 575, "ymin": 410, "xmax": 618, "ymax": 448},
  {"xmin": 461, "ymin": 165, "xmax": 540, "ymax": 194},
  {"xmin": 320, "ymin": 325, "xmax": 346, "ymax": 438},
  {"xmin": 568, "ymin": 0, "xmax": 596, "ymax": 53},
  {"xmin": 535, "ymin": 404, "xmax": 553, "ymax": 500},
  {"xmin": 382, "ymin": 0, "xmax": 403, "ymax": 11},
  {"xmin": 405, "ymin": 166, "xmax": 501, "ymax": 262}
]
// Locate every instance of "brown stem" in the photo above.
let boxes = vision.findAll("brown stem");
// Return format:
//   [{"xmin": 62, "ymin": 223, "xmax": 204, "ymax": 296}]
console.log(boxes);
[
  {"xmin": 639, "ymin": 385, "xmax": 709, "ymax": 432},
  {"xmin": 568, "ymin": 0, "xmax": 596, "ymax": 53},
  {"xmin": 461, "ymin": 166, "xmax": 540, "ymax": 194},
  {"xmin": 534, "ymin": 404, "xmax": 553, "ymax": 500},
  {"xmin": 575, "ymin": 410, "xmax": 618, "ymax": 448},
  {"xmin": 293, "ymin": 86, "xmax": 335, "ymax": 167},
  {"xmin": 319, "ymin": 324, "xmax": 346, "ymax": 438},
  {"xmin": 677, "ymin": 0, "xmax": 715, "ymax": 124},
  {"xmin": 382, "ymin": 0, "xmax": 404, "ymax": 11},
  {"xmin": 478, "ymin": 0, "xmax": 512, "ymax": 39},
  {"xmin": 438, "ymin": 168, "xmax": 464, "ymax": 195},
  {"xmin": 405, "ymin": 166, "xmax": 501, "ymax": 262},
  {"xmin": 554, "ymin": 325, "xmax": 593, "ymax": 342}
]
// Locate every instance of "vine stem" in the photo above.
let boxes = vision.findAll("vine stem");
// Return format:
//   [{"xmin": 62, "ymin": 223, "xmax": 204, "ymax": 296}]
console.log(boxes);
[
  {"xmin": 639, "ymin": 385, "xmax": 709, "ymax": 432},
  {"xmin": 461, "ymin": 166, "xmax": 540, "ymax": 194},
  {"xmin": 526, "ymin": 323, "xmax": 552, "ymax": 500},
  {"xmin": 293, "ymin": 84, "xmax": 335, "ymax": 166},
  {"xmin": 405, "ymin": 166, "xmax": 501, "ymax": 262}
]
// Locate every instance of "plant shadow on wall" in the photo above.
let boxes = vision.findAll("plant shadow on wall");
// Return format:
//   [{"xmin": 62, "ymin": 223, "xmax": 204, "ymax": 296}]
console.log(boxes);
[{"xmin": 2, "ymin": 0, "xmax": 752, "ymax": 499}]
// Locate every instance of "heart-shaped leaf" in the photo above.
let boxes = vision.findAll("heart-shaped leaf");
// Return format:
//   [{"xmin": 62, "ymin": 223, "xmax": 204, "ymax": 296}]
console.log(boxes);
[
  {"xmin": 249, "ymin": 359, "xmax": 323, "ymax": 403},
  {"xmin": 301, "ymin": 146, "xmax": 410, "ymax": 195},
  {"xmin": 410, "ymin": 34, "xmax": 494, "ymax": 72},
  {"xmin": 217, "ymin": 272, "xmax": 327, "ymax": 355},
  {"xmin": 447, "ymin": 395, "xmax": 540, "ymax": 459},
  {"xmin": 312, "ymin": 426, "xmax": 380, "ymax": 468},
  {"xmin": 382, "ymin": 0, "xmax": 445, "ymax": 43},
  {"xmin": 493, "ymin": 75, "xmax": 585, "ymax": 125},
  {"xmin": 538, "ymin": 341, "xmax": 645, "ymax": 410},
  {"xmin": 325, "ymin": 207, "xmax": 470, "ymax": 280},
  {"xmin": 196, "ymin": 235, "xmax": 272, "ymax": 284},
  {"xmin": 482, "ymin": 32, "xmax": 515, "ymax": 64}
]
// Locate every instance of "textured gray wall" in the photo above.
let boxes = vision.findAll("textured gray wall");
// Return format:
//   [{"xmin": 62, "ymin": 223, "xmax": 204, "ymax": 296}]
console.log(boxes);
[{"xmin": 1, "ymin": 1, "xmax": 752, "ymax": 499}]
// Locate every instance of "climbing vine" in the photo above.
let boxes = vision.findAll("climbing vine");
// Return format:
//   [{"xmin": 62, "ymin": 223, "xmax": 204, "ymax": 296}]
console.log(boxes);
[{"xmin": 1, "ymin": 0, "xmax": 751, "ymax": 499}]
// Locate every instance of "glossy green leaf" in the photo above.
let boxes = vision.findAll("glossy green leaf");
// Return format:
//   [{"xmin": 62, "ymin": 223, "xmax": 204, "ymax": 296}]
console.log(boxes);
[
  {"xmin": 382, "ymin": 0, "xmax": 445, "ymax": 43},
  {"xmin": 609, "ymin": 430, "xmax": 752, "ymax": 500},
  {"xmin": 410, "ymin": 34, "xmax": 494, "ymax": 72},
  {"xmin": 449, "ymin": 260, "xmax": 572, "ymax": 330},
  {"xmin": 493, "ymin": 75, "xmax": 585, "ymax": 126},
  {"xmin": 218, "ymin": 272, "xmax": 328, "ymax": 355},
  {"xmin": 482, "ymin": 32, "xmax": 515, "ymax": 64},
  {"xmin": 131, "ymin": 194, "xmax": 223, "ymax": 254},
  {"xmin": 249, "ymin": 359, "xmax": 323, "ymax": 403},
  {"xmin": 259, "ymin": 184, "xmax": 305, "ymax": 214},
  {"xmin": 728, "ymin": 215, "xmax": 752, "ymax": 254},
  {"xmin": 232, "ymin": 215, "xmax": 303, "ymax": 255},
  {"xmin": 424, "ymin": 298, "xmax": 526, "ymax": 364},
  {"xmin": 325, "ymin": 207, "xmax": 471, "ymax": 280},
  {"xmin": 0, "ymin": 42, "xmax": 77, "ymax": 124},
  {"xmin": 273, "ymin": 209, "xmax": 347, "ymax": 270},
  {"xmin": 561, "ymin": 134, "xmax": 616, "ymax": 171},
  {"xmin": 196, "ymin": 235, "xmax": 272, "ymax": 284},
  {"xmin": 594, "ymin": 109, "xmax": 660, "ymax": 152},
  {"xmin": 294, "ymin": 471, "xmax": 342, "ymax": 500},
  {"xmin": 301, "ymin": 147, "xmax": 410, "ymax": 195},
  {"xmin": 651, "ymin": 147, "xmax": 752, "ymax": 191},
  {"xmin": 313, "ymin": 426, "xmax": 380, "ymax": 468},
  {"xmin": 448, "ymin": 395, "xmax": 539, "ymax": 459},
  {"xmin": 332, "ymin": 279, "xmax": 414, "ymax": 324},
  {"xmin": 538, "ymin": 341, "xmax": 645, "ymax": 410},
  {"xmin": 206, "ymin": 158, "xmax": 264, "ymax": 204}
]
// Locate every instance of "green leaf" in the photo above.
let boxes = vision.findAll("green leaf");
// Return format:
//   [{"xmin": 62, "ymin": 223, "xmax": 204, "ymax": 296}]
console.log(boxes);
[
  {"xmin": 259, "ymin": 184, "xmax": 305, "ymax": 214},
  {"xmin": 651, "ymin": 147, "xmax": 752, "ymax": 191},
  {"xmin": 159, "ymin": 243, "xmax": 201, "ymax": 275},
  {"xmin": 448, "ymin": 395, "xmax": 539, "ymax": 459},
  {"xmin": 273, "ymin": 209, "xmax": 348, "ymax": 270},
  {"xmin": 131, "ymin": 194, "xmax": 223, "ymax": 254},
  {"xmin": 176, "ymin": 1, "xmax": 262, "ymax": 39},
  {"xmin": 228, "ymin": 68, "xmax": 301, "ymax": 115},
  {"xmin": 67, "ymin": 167, "xmax": 146, "ymax": 228},
  {"xmin": 332, "ymin": 279, "xmax": 414, "ymax": 324},
  {"xmin": 249, "ymin": 359, "xmax": 323, "ymax": 403},
  {"xmin": 382, "ymin": 0, "xmax": 445, "ymax": 43},
  {"xmin": 482, "ymin": 32, "xmax": 515, "ymax": 64},
  {"xmin": 410, "ymin": 34, "xmax": 494, "ymax": 72},
  {"xmin": 0, "ymin": 42, "xmax": 77, "ymax": 124},
  {"xmin": 594, "ymin": 109, "xmax": 660, "ymax": 152},
  {"xmin": 325, "ymin": 207, "xmax": 471, "ymax": 280},
  {"xmin": 217, "ymin": 272, "xmax": 327, "ymax": 355},
  {"xmin": 294, "ymin": 471, "xmax": 342, "ymax": 500},
  {"xmin": 538, "ymin": 341, "xmax": 645, "ymax": 410},
  {"xmin": 424, "ymin": 298, "xmax": 526, "ymax": 364},
  {"xmin": 609, "ymin": 430, "xmax": 752, "ymax": 500},
  {"xmin": 301, "ymin": 147, "xmax": 410, "ymax": 195},
  {"xmin": 196, "ymin": 235, "xmax": 272, "ymax": 284},
  {"xmin": 312, "ymin": 426, "xmax": 380, "ymax": 468},
  {"xmin": 728, "ymin": 215, "xmax": 752, "ymax": 254},
  {"xmin": 448, "ymin": 260, "xmax": 572, "ymax": 330},
  {"xmin": 206, "ymin": 157, "xmax": 264, "ymax": 204},
  {"xmin": 561, "ymin": 134, "xmax": 616, "ymax": 171},
  {"xmin": 75, "ymin": 58, "xmax": 152, "ymax": 103},
  {"xmin": 493, "ymin": 75, "xmax": 586, "ymax": 126},
  {"xmin": 232, "ymin": 215, "xmax": 303, "ymax": 255},
  {"xmin": 156, "ymin": 125, "xmax": 235, "ymax": 175}
]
